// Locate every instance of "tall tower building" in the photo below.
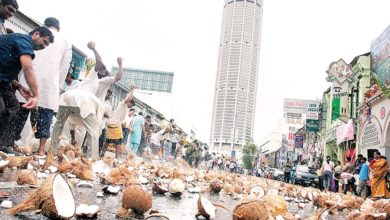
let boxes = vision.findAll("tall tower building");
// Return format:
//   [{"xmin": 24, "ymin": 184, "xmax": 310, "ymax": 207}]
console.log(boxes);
[{"xmin": 210, "ymin": 0, "xmax": 264, "ymax": 155}]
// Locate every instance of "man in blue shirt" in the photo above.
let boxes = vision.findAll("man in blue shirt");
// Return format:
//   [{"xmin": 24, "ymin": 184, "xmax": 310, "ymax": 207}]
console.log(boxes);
[
  {"xmin": 0, "ymin": 0, "xmax": 18, "ymax": 35},
  {"xmin": 0, "ymin": 26, "xmax": 54, "ymax": 154},
  {"xmin": 357, "ymin": 157, "xmax": 369, "ymax": 197}
]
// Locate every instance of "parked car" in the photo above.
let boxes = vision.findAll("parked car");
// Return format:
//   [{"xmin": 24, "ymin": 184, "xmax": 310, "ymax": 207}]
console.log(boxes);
[
  {"xmin": 294, "ymin": 165, "xmax": 319, "ymax": 187},
  {"xmin": 268, "ymin": 167, "xmax": 284, "ymax": 181}
]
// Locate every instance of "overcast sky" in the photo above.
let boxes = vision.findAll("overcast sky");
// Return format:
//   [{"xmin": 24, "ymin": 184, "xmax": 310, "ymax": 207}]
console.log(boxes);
[{"xmin": 17, "ymin": 0, "xmax": 390, "ymax": 144}]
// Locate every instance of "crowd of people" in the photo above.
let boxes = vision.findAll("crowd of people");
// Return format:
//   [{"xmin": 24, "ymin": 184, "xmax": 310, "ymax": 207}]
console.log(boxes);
[{"xmin": 317, "ymin": 152, "xmax": 389, "ymax": 199}]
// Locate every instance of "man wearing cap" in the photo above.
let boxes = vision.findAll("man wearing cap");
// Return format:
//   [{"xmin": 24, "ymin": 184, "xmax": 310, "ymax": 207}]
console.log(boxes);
[
  {"xmin": 13, "ymin": 17, "xmax": 72, "ymax": 156},
  {"xmin": 0, "ymin": 0, "xmax": 18, "ymax": 35}
]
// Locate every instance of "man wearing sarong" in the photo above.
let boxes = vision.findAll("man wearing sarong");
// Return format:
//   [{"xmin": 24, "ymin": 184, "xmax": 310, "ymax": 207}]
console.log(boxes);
[
  {"xmin": 369, "ymin": 151, "xmax": 389, "ymax": 198},
  {"xmin": 103, "ymin": 85, "xmax": 135, "ymax": 158}
]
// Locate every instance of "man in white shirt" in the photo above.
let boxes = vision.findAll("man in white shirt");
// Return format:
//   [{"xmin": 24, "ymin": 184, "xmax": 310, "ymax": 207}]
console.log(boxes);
[
  {"xmin": 98, "ymin": 90, "xmax": 113, "ymax": 156},
  {"xmin": 13, "ymin": 17, "xmax": 72, "ymax": 156},
  {"xmin": 121, "ymin": 108, "xmax": 135, "ymax": 148},
  {"xmin": 103, "ymin": 85, "xmax": 135, "ymax": 158},
  {"xmin": 68, "ymin": 42, "xmax": 122, "ymax": 146}
]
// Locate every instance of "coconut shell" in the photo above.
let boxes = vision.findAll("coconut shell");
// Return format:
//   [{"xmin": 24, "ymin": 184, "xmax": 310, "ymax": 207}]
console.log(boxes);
[
  {"xmin": 74, "ymin": 147, "xmax": 82, "ymax": 158},
  {"xmin": 121, "ymin": 185, "xmax": 152, "ymax": 215},
  {"xmin": 5, "ymin": 173, "xmax": 75, "ymax": 219},
  {"xmin": 197, "ymin": 194, "xmax": 216, "ymax": 219},
  {"xmin": 16, "ymin": 170, "xmax": 37, "ymax": 186},
  {"xmin": 233, "ymin": 200, "xmax": 269, "ymax": 220},
  {"xmin": 42, "ymin": 152, "xmax": 58, "ymax": 171},
  {"xmin": 152, "ymin": 182, "xmax": 168, "ymax": 194},
  {"xmin": 168, "ymin": 179, "xmax": 185, "ymax": 197},
  {"xmin": 209, "ymin": 181, "xmax": 222, "ymax": 194}
]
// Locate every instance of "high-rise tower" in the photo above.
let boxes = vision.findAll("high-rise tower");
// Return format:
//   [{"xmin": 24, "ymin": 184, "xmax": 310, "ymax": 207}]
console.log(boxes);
[{"xmin": 210, "ymin": 0, "xmax": 263, "ymax": 155}]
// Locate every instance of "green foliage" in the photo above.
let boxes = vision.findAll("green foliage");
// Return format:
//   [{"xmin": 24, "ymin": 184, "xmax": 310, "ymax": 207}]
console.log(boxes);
[{"xmin": 241, "ymin": 143, "xmax": 259, "ymax": 170}]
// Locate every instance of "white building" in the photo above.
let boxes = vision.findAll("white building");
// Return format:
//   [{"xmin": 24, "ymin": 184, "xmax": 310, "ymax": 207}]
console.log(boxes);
[{"xmin": 210, "ymin": 0, "xmax": 264, "ymax": 155}]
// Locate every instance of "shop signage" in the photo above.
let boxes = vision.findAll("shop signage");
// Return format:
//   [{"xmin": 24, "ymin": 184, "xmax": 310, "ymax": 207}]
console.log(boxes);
[
  {"xmin": 326, "ymin": 127, "xmax": 337, "ymax": 142},
  {"xmin": 283, "ymin": 98, "xmax": 308, "ymax": 114},
  {"xmin": 307, "ymin": 100, "xmax": 320, "ymax": 120},
  {"xmin": 306, "ymin": 119, "xmax": 319, "ymax": 132},
  {"xmin": 326, "ymin": 59, "xmax": 353, "ymax": 122},
  {"xmin": 286, "ymin": 113, "xmax": 302, "ymax": 119},
  {"xmin": 360, "ymin": 121, "xmax": 381, "ymax": 148}
]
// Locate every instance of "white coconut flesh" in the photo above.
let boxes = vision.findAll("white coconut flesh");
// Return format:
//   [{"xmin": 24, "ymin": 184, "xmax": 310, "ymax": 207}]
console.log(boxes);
[
  {"xmin": 53, "ymin": 174, "xmax": 75, "ymax": 218},
  {"xmin": 250, "ymin": 186, "xmax": 265, "ymax": 198},
  {"xmin": 76, "ymin": 204, "xmax": 100, "ymax": 216},
  {"xmin": 201, "ymin": 196, "xmax": 216, "ymax": 219},
  {"xmin": 186, "ymin": 176, "xmax": 195, "ymax": 182},
  {"xmin": 169, "ymin": 179, "xmax": 185, "ymax": 193},
  {"xmin": 0, "ymin": 160, "xmax": 9, "ymax": 167}
]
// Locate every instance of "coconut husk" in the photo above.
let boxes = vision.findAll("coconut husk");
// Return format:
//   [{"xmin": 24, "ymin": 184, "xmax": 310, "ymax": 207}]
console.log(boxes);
[
  {"xmin": 209, "ymin": 180, "xmax": 222, "ymax": 194},
  {"xmin": 264, "ymin": 195, "xmax": 288, "ymax": 216},
  {"xmin": 7, "ymin": 156, "xmax": 33, "ymax": 169},
  {"xmin": 58, "ymin": 161, "xmax": 73, "ymax": 174},
  {"xmin": 65, "ymin": 150, "xmax": 75, "ymax": 162},
  {"xmin": 71, "ymin": 159, "xmax": 93, "ymax": 181},
  {"xmin": 383, "ymin": 203, "xmax": 390, "ymax": 217},
  {"xmin": 16, "ymin": 146, "xmax": 33, "ymax": 155},
  {"xmin": 74, "ymin": 147, "xmax": 82, "ymax": 158},
  {"xmin": 4, "ymin": 173, "xmax": 75, "ymax": 219},
  {"xmin": 117, "ymin": 206, "xmax": 134, "ymax": 218},
  {"xmin": 223, "ymin": 182, "xmax": 233, "ymax": 195},
  {"xmin": 233, "ymin": 199, "xmax": 269, "ymax": 220},
  {"xmin": 121, "ymin": 185, "xmax": 152, "ymax": 215},
  {"xmin": 127, "ymin": 151, "xmax": 136, "ymax": 161},
  {"xmin": 0, "ymin": 151, "xmax": 9, "ymax": 159},
  {"xmin": 103, "ymin": 166, "xmax": 131, "ymax": 185},
  {"xmin": 42, "ymin": 152, "xmax": 58, "ymax": 171},
  {"xmin": 16, "ymin": 170, "xmax": 37, "ymax": 186}
]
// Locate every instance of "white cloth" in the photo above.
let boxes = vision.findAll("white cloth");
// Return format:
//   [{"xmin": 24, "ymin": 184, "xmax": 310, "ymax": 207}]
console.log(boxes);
[
  {"xmin": 17, "ymin": 27, "xmax": 72, "ymax": 111},
  {"xmin": 107, "ymin": 96, "xmax": 129, "ymax": 125},
  {"xmin": 124, "ymin": 114, "xmax": 134, "ymax": 130},
  {"xmin": 96, "ymin": 76, "xmax": 115, "ymax": 102},
  {"xmin": 322, "ymin": 161, "xmax": 335, "ymax": 172},
  {"xmin": 102, "ymin": 99, "xmax": 112, "ymax": 126},
  {"xmin": 63, "ymin": 80, "xmax": 80, "ymax": 92},
  {"xmin": 59, "ymin": 89, "xmax": 104, "ymax": 126},
  {"xmin": 78, "ymin": 71, "xmax": 116, "ymax": 103},
  {"xmin": 77, "ymin": 69, "xmax": 99, "ymax": 95}
]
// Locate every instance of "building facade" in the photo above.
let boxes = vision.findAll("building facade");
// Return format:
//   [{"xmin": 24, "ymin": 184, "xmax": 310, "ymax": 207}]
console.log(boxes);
[
  {"xmin": 112, "ymin": 67, "xmax": 174, "ymax": 93},
  {"xmin": 210, "ymin": 0, "xmax": 264, "ymax": 155}
]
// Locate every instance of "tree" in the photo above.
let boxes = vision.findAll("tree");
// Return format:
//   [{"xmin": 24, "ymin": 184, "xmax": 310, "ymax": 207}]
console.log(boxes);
[{"xmin": 241, "ymin": 143, "xmax": 259, "ymax": 170}]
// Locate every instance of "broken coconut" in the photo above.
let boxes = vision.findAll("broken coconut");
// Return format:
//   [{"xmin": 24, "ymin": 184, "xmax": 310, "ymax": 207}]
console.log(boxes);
[
  {"xmin": 209, "ymin": 180, "xmax": 222, "ymax": 194},
  {"xmin": 233, "ymin": 199, "xmax": 269, "ymax": 220},
  {"xmin": 75, "ymin": 204, "xmax": 101, "ymax": 218},
  {"xmin": 152, "ymin": 181, "xmax": 168, "ymax": 195},
  {"xmin": 4, "ymin": 173, "xmax": 76, "ymax": 219},
  {"xmin": 16, "ymin": 146, "xmax": 33, "ymax": 155},
  {"xmin": 42, "ymin": 152, "xmax": 58, "ymax": 171},
  {"xmin": 249, "ymin": 186, "xmax": 265, "ymax": 199},
  {"xmin": 197, "ymin": 195, "xmax": 216, "ymax": 219},
  {"xmin": 16, "ymin": 170, "xmax": 37, "ymax": 186},
  {"xmin": 121, "ymin": 185, "xmax": 152, "ymax": 215},
  {"xmin": 103, "ymin": 185, "xmax": 121, "ymax": 194},
  {"xmin": 168, "ymin": 179, "xmax": 185, "ymax": 197}
]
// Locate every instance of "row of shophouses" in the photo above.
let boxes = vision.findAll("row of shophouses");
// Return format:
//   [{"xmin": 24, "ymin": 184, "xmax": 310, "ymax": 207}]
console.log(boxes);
[{"xmin": 261, "ymin": 26, "xmax": 390, "ymax": 167}]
